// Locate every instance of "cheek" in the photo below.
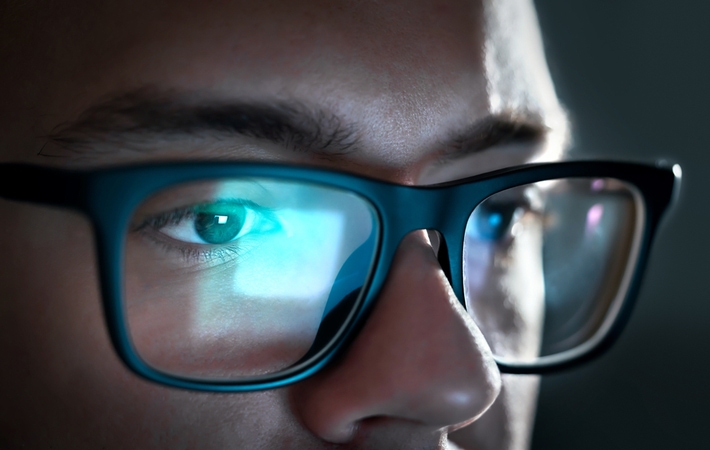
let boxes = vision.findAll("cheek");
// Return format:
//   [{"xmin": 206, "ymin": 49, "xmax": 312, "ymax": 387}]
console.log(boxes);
[
  {"xmin": 124, "ymin": 232, "xmax": 332, "ymax": 378},
  {"xmin": 0, "ymin": 202, "xmax": 113, "ymax": 440},
  {"xmin": 0, "ymin": 201, "xmax": 296, "ymax": 446},
  {"xmin": 463, "ymin": 217, "xmax": 545, "ymax": 361},
  {"xmin": 0, "ymin": 203, "xmax": 104, "ymax": 380},
  {"xmin": 124, "ymin": 256, "xmax": 324, "ymax": 378},
  {"xmin": 501, "ymin": 220, "xmax": 545, "ymax": 357}
]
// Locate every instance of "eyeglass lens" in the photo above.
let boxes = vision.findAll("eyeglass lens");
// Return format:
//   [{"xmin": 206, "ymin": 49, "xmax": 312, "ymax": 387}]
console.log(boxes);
[
  {"xmin": 123, "ymin": 178, "xmax": 378, "ymax": 381},
  {"xmin": 463, "ymin": 178, "xmax": 642, "ymax": 364}
]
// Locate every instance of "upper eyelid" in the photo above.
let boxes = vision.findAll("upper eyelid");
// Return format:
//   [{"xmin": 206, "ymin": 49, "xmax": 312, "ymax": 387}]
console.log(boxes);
[{"xmin": 131, "ymin": 198, "xmax": 273, "ymax": 231}]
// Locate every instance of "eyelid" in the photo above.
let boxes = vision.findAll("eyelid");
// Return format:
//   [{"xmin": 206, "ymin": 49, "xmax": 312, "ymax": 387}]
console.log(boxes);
[
  {"xmin": 130, "ymin": 199, "xmax": 281, "ymax": 268},
  {"xmin": 131, "ymin": 198, "xmax": 271, "ymax": 233},
  {"xmin": 160, "ymin": 204, "xmax": 253, "ymax": 245}
]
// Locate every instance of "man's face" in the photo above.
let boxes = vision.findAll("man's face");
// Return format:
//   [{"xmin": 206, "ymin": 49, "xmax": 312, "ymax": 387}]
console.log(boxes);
[{"xmin": 0, "ymin": 0, "xmax": 566, "ymax": 448}]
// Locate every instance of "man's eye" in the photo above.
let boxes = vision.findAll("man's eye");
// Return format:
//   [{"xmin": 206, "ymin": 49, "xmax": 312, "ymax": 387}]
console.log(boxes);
[
  {"xmin": 157, "ymin": 201, "xmax": 278, "ymax": 246},
  {"xmin": 468, "ymin": 201, "xmax": 524, "ymax": 242},
  {"xmin": 194, "ymin": 209, "xmax": 243, "ymax": 244}
]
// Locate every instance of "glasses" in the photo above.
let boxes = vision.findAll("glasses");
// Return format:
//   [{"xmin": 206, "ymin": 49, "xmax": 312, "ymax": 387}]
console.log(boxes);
[{"xmin": 0, "ymin": 160, "xmax": 680, "ymax": 391}]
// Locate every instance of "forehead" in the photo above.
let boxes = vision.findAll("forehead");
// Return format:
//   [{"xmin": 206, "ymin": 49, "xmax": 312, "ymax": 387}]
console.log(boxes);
[
  {"xmin": 8, "ymin": 0, "xmax": 487, "ymax": 85},
  {"xmin": 1, "ymin": 0, "xmax": 563, "ymax": 177}
]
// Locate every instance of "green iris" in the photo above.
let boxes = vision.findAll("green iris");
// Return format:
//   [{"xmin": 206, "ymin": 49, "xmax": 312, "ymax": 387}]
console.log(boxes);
[{"xmin": 194, "ymin": 204, "xmax": 246, "ymax": 244}]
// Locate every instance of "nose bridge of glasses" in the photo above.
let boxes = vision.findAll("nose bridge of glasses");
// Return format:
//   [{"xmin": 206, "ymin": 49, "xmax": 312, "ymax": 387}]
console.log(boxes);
[{"xmin": 374, "ymin": 185, "xmax": 471, "ymax": 302}]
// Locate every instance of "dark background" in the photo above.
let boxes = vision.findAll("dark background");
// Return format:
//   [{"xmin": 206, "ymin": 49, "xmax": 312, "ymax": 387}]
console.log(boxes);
[{"xmin": 531, "ymin": 1, "xmax": 710, "ymax": 448}]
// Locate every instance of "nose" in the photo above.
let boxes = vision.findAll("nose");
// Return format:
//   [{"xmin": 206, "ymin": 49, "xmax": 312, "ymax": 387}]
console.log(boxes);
[{"xmin": 290, "ymin": 230, "xmax": 502, "ymax": 443}]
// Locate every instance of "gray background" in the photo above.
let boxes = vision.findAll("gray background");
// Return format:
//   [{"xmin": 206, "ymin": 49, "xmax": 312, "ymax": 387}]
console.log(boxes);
[{"xmin": 531, "ymin": 1, "xmax": 710, "ymax": 449}]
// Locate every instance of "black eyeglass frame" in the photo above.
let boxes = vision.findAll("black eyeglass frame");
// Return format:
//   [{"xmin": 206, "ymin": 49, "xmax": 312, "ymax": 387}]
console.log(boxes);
[{"xmin": 0, "ymin": 160, "xmax": 680, "ymax": 392}]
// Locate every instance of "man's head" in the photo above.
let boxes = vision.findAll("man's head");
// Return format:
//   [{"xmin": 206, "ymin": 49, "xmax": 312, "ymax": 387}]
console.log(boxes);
[{"xmin": 0, "ymin": 0, "xmax": 568, "ymax": 448}]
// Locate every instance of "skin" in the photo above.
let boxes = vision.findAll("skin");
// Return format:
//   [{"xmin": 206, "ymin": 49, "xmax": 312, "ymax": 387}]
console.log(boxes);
[{"xmin": 0, "ymin": 0, "xmax": 568, "ymax": 448}]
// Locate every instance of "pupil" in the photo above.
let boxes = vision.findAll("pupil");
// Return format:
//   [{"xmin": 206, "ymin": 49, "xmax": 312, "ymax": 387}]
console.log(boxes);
[{"xmin": 194, "ymin": 207, "xmax": 245, "ymax": 244}]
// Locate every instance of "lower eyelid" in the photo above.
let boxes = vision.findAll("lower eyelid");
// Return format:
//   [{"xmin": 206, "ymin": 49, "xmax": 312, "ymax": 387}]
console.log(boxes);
[{"xmin": 132, "ymin": 226, "xmax": 246, "ymax": 267}]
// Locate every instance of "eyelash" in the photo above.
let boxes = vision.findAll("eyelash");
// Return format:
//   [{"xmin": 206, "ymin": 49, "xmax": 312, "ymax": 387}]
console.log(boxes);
[{"xmin": 132, "ymin": 199, "xmax": 270, "ymax": 266}]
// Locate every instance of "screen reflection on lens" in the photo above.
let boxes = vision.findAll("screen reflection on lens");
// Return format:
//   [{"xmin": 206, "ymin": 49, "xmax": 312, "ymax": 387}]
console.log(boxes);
[{"xmin": 124, "ymin": 178, "xmax": 378, "ymax": 380}]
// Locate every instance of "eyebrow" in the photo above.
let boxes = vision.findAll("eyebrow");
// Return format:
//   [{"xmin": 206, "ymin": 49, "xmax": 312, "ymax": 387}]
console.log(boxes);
[
  {"xmin": 438, "ymin": 112, "xmax": 549, "ymax": 162},
  {"xmin": 43, "ymin": 88, "xmax": 549, "ymax": 160}
]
